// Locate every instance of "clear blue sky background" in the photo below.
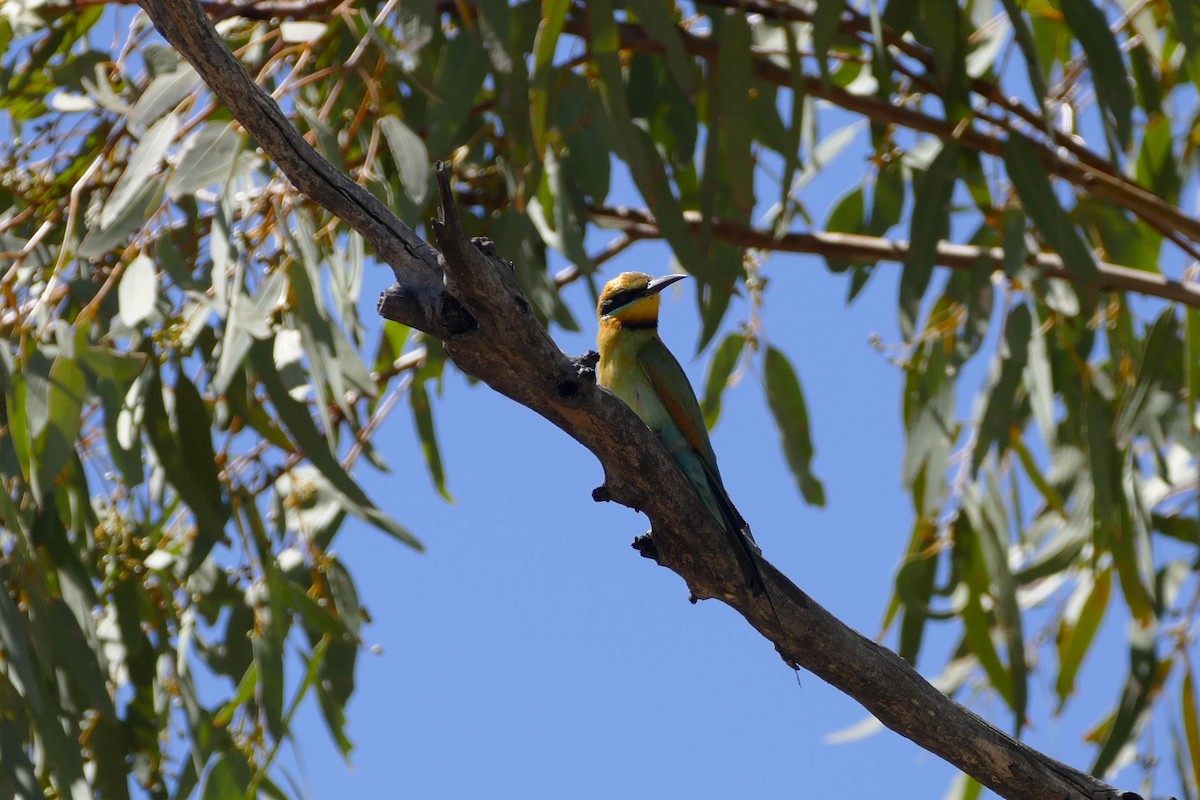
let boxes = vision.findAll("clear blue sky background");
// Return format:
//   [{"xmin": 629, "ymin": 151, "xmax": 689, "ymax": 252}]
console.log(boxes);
[{"xmin": 278, "ymin": 145, "xmax": 1176, "ymax": 798}]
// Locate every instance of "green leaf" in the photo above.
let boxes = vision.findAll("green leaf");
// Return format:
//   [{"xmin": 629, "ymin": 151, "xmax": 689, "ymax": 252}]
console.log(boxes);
[
  {"xmin": 1060, "ymin": 0, "xmax": 1133, "ymax": 150},
  {"xmin": 776, "ymin": 23, "xmax": 805, "ymax": 235},
  {"xmin": 1116, "ymin": 308, "xmax": 1179, "ymax": 441},
  {"xmin": 763, "ymin": 346, "xmax": 825, "ymax": 506},
  {"xmin": 101, "ymin": 113, "xmax": 177, "ymax": 230},
  {"xmin": 1128, "ymin": 43, "xmax": 1161, "ymax": 115},
  {"xmin": 253, "ymin": 622, "xmax": 285, "ymax": 741},
  {"xmin": 33, "ymin": 353, "xmax": 87, "ymax": 504},
  {"xmin": 77, "ymin": 346, "xmax": 148, "ymax": 382},
  {"xmin": 1135, "ymin": 114, "xmax": 1181, "ymax": 205},
  {"xmin": 1083, "ymin": 390, "xmax": 1118, "ymax": 543},
  {"xmin": 972, "ymin": 304, "xmax": 1032, "ymax": 475},
  {"xmin": 213, "ymin": 269, "xmax": 285, "ymax": 395},
  {"xmin": 1090, "ymin": 626, "xmax": 1166, "ymax": 776},
  {"xmin": 0, "ymin": 718, "xmax": 40, "ymax": 800},
  {"xmin": 379, "ymin": 115, "xmax": 430, "ymax": 206},
  {"xmin": 528, "ymin": 148, "xmax": 593, "ymax": 274},
  {"xmin": 588, "ymin": 0, "xmax": 711, "ymax": 281},
  {"xmin": 1056, "ymin": 568, "xmax": 1111, "ymax": 709},
  {"xmin": 700, "ymin": 333, "xmax": 744, "ymax": 429},
  {"xmin": 426, "ymin": 31, "xmax": 490, "ymax": 158},
  {"xmin": 1076, "ymin": 197, "xmax": 1161, "ymax": 271},
  {"xmin": 127, "ymin": 62, "xmax": 198, "ymax": 135},
  {"xmin": 118, "ymin": 252, "xmax": 158, "ymax": 328},
  {"xmin": 977, "ymin": 476, "xmax": 1028, "ymax": 733},
  {"xmin": 77, "ymin": 181, "xmax": 159, "ymax": 259},
  {"xmin": 249, "ymin": 339, "xmax": 421, "ymax": 549},
  {"xmin": 823, "ymin": 186, "xmax": 866, "ymax": 273},
  {"xmin": 1184, "ymin": 663, "xmax": 1200, "ymax": 793},
  {"xmin": 559, "ymin": 77, "xmax": 611, "ymax": 201},
  {"xmin": 0, "ymin": 585, "xmax": 42, "ymax": 716},
  {"xmin": 715, "ymin": 9, "xmax": 753, "ymax": 215},
  {"xmin": 529, "ymin": 0, "xmax": 570, "ymax": 153},
  {"xmin": 200, "ymin": 751, "xmax": 252, "ymax": 800},
  {"xmin": 868, "ymin": 161, "xmax": 905, "ymax": 237},
  {"xmin": 999, "ymin": 0, "xmax": 1054, "ymax": 136},
  {"xmin": 812, "ymin": 0, "xmax": 846, "ymax": 81},
  {"xmin": 956, "ymin": 512, "xmax": 1014, "ymax": 708},
  {"xmin": 410, "ymin": 378, "xmax": 451, "ymax": 502},
  {"xmin": 144, "ymin": 367, "xmax": 230, "ymax": 573},
  {"xmin": 1002, "ymin": 135, "xmax": 1098, "ymax": 285},
  {"xmin": 890, "ymin": 520, "xmax": 937, "ymax": 664},
  {"xmin": 1189, "ymin": 309, "xmax": 1200, "ymax": 432},
  {"xmin": 900, "ymin": 141, "xmax": 958, "ymax": 338},
  {"xmin": 627, "ymin": 0, "xmax": 693, "ymax": 93},
  {"xmin": 167, "ymin": 122, "xmax": 242, "ymax": 200}
]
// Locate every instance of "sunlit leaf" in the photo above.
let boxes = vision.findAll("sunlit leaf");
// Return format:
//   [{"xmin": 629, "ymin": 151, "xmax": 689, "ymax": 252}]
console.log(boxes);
[
  {"xmin": 379, "ymin": 115, "xmax": 430, "ymax": 205},
  {"xmin": 1055, "ymin": 568, "xmax": 1111, "ymax": 708},
  {"xmin": 118, "ymin": 253, "xmax": 158, "ymax": 328},
  {"xmin": 168, "ymin": 122, "xmax": 242, "ymax": 199}
]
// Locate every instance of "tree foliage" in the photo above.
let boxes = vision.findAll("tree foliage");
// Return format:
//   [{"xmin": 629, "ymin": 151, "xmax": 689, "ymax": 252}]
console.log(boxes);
[{"xmin": 2, "ymin": 0, "xmax": 1200, "ymax": 797}]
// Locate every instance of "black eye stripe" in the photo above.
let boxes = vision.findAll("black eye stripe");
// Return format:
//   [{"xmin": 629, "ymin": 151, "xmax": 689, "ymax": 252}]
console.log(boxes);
[{"xmin": 600, "ymin": 288, "xmax": 639, "ymax": 316}]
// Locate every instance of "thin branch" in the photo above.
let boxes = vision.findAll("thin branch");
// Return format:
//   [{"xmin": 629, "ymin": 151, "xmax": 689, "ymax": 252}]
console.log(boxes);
[
  {"xmin": 136, "ymin": 0, "xmax": 1136, "ymax": 798},
  {"xmin": 588, "ymin": 206, "xmax": 1200, "ymax": 310},
  {"xmin": 562, "ymin": 16, "xmax": 1200, "ymax": 251}
]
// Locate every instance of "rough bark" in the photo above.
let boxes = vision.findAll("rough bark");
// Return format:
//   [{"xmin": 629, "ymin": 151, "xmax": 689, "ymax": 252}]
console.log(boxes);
[{"xmin": 136, "ymin": 0, "xmax": 1139, "ymax": 797}]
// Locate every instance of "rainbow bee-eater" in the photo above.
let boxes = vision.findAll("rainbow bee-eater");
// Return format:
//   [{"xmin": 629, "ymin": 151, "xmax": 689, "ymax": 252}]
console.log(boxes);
[{"xmin": 596, "ymin": 272, "xmax": 764, "ymax": 593}]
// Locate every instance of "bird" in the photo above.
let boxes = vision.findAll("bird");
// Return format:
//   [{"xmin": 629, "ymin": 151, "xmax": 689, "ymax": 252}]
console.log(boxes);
[{"xmin": 595, "ymin": 271, "xmax": 765, "ymax": 594}]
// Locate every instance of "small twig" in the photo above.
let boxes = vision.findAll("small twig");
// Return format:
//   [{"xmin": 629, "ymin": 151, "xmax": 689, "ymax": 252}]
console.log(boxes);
[{"xmin": 588, "ymin": 205, "xmax": 1200, "ymax": 310}]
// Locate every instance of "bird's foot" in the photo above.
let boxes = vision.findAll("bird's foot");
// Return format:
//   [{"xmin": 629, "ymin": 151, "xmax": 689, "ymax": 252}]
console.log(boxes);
[{"xmin": 575, "ymin": 350, "xmax": 599, "ymax": 371}]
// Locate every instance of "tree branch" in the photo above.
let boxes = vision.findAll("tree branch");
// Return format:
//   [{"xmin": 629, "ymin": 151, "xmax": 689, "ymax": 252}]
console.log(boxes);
[
  {"xmin": 565, "ymin": 16, "xmax": 1200, "ymax": 254},
  {"xmin": 585, "ymin": 205, "xmax": 1200, "ymax": 310},
  {"xmin": 136, "ymin": 0, "xmax": 1135, "ymax": 797}
]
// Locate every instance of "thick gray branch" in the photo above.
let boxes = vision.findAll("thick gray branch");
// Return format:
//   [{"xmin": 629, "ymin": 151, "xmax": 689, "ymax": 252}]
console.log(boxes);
[{"xmin": 137, "ymin": 1, "xmax": 1133, "ymax": 798}]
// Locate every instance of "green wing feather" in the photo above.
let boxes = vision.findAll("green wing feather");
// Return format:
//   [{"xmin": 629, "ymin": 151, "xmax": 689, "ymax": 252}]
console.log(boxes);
[
  {"xmin": 637, "ymin": 336, "xmax": 720, "ymax": 468},
  {"xmin": 637, "ymin": 336, "xmax": 754, "ymax": 545}
]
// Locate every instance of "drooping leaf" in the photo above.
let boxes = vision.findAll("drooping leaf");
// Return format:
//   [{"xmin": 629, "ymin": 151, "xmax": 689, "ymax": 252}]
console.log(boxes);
[
  {"xmin": 199, "ymin": 751, "xmax": 252, "ymax": 800},
  {"xmin": 700, "ymin": 333, "xmax": 744, "ymax": 429},
  {"xmin": 118, "ymin": 252, "xmax": 158, "ymax": 329},
  {"xmin": 763, "ymin": 346, "xmax": 825, "ymax": 506},
  {"xmin": 410, "ymin": 378, "xmax": 452, "ymax": 502},
  {"xmin": 627, "ymin": 0, "xmax": 693, "ymax": 93},
  {"xmin": 1060, "ymin": 0, "xmax": 1133, "ymax": 150},
  {"xmin": 101, "ymin": 113, "xmax": 177, "ymax": 230},
  {"xmin": 1002, "ymin": 135, "xmax": 1098, "ymax": 286},
  {"xmin": 900, "ymin": 141, "xmax": 958, "ymax": 338},
  {"xmin": 1056, "ymin": 568, "xmax": 1112, "ymax": 708},
  {"xmin": 249, "ymin": 339, "xmax": 421, "ymax": 550},
  {"xmin": 972, "ymin": 304, "xmax": 1032, "ymax": 475},
  {"xmin": 168, "ymin": 122, "xmax": 242, "ymax": 199},
  {"xmin": 379, "ymin": 115, "xmax": 430, "ymax": 205},
  {"xmin": 812, "ymin": 0, "xmax": 846, "ymax": 81}
]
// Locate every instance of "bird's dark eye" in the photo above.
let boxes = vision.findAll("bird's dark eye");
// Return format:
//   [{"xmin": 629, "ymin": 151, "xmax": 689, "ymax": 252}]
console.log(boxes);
[{"xmin": 600, "ymin": 289, "xmax": 639, "ymax": 316}]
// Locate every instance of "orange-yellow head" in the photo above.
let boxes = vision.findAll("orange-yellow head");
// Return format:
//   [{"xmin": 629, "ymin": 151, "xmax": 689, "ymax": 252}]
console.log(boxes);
[{"xmin": 596, "ymin": 272, "xmax": 687, "ymax": 330}]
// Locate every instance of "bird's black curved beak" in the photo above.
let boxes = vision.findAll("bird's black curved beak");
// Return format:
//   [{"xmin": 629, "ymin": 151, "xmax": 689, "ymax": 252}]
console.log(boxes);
[{"xmin": 645, "ymin": 274, "xmax": 688, "ymax": 295}]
